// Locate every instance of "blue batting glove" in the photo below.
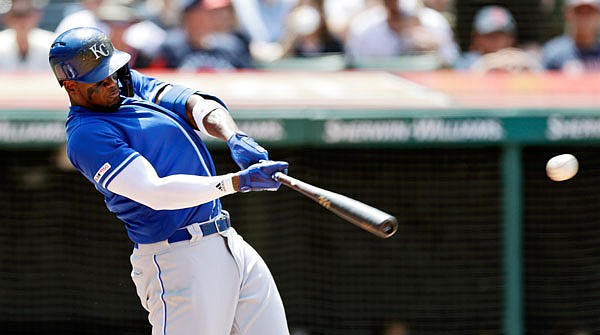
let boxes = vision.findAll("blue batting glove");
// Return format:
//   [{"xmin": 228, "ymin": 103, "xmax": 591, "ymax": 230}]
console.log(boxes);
[
  {"xmin": 227, "ymin": 131, "xmax": 269, "ymax": 169},
  {"xmin": 238, "ymin": 160, "xmax": 289, "ymax": 192}
]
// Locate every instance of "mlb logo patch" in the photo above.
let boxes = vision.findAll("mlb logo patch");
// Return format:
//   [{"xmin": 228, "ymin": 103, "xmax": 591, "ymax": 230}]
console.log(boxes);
[{"xmin": 94, "ymin": 162, "xmax": 111, "ymax": 183}]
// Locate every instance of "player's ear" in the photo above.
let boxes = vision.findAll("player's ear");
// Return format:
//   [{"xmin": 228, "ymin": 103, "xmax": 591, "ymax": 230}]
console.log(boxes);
[{"xmin": 63, "ymin": 80, "xmax": 76, "ymax": 92}]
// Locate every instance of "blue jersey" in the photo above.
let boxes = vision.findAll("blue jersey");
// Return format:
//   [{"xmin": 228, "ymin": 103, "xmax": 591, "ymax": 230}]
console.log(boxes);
[{"xmin": 65, "ymin": 72, "xmax": 221, "ymax": 244}]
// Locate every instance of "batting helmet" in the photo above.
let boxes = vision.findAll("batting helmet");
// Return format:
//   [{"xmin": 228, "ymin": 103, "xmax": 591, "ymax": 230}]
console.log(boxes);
[{"xmin": 49, "ymin": 27, "xmax": 131, "ymax": 85}]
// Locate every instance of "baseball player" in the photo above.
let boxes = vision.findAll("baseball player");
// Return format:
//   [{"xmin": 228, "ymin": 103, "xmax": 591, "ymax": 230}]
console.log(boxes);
[{"xmin": 48, "ymin": 27, "xmax": 290, "ymax": 334}]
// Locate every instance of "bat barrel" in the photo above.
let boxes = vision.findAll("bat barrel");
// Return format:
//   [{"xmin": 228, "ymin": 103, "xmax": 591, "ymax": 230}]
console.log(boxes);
[{"xmin": 273, "ymin": 172, "xmax": 399, "ymax": 239}]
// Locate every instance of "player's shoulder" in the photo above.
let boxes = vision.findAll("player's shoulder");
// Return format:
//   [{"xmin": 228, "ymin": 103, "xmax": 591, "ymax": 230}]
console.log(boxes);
[
  {"xmin": 66, "ymin": 109, "xmax": 121, "ymax": 139},
  {"xmin": 65, "ymin": 117, "xmax": 128, "ymax": 169},
  {"xmin": 66, "ymin": 118, "xmax": 109, "ymax": 141},
  {"xmin": 130, "ymin": 69, "xmax": 169, "ymax": 101}
]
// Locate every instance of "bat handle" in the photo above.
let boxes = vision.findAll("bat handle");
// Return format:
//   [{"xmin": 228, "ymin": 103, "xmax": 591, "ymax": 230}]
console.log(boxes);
[{"xmin": 272, "ymin": 172, "xmax": 296, "ymax": 187}]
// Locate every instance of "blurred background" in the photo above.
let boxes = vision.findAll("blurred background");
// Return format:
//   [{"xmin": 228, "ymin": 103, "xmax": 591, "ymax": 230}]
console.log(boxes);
[{"xmin": 2, "ymin": 0, "xmax": 600, "ymax": 334}]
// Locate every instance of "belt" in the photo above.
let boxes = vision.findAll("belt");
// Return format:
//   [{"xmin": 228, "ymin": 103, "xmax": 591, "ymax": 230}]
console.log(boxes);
[
  {"xmin": 134, "ymin": 212, "xmax": 230, "ymax": 248},
  {"xmin": 168, "ymin": 214, "xmax": 230, "ymax": 243}
]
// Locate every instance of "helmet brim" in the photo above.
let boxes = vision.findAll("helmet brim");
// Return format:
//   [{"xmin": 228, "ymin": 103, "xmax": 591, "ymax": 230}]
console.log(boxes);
[{"xmin": 76, "ymin": 49, "xmax": 131, "ymax": 84}]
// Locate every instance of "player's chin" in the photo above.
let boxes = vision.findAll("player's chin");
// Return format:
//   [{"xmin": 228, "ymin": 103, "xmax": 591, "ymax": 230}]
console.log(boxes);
[{"xmin": 105, "ymin": 96, "xmax": 122, "ymax": 112}]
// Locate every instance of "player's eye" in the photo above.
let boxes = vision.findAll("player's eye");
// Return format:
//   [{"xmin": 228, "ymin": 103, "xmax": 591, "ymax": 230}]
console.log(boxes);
[{"xmin": 96, "ymin": 73, "xmax": 118, "ymax": 86}]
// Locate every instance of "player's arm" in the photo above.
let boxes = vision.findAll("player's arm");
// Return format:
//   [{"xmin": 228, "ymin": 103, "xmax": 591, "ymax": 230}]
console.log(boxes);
[
  {"xmin": 154, "ymin": 84, "xmax": 232, "ymax": 135},
  {"xmin": 185, "ymin": 93, "xmax": 238, "ymax": 140},
  {"xmin": 155, "ymin": 85, "xmax": 269, "ymax": 169},
  {"xmin": 107, "ymin": 155, "xmax": 288, "ymax": 210}
]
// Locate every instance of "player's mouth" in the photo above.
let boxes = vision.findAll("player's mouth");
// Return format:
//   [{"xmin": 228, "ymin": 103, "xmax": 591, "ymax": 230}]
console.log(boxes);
[
  {"xmin": 103, "ymin": 88, "xmax": 122, "ymax": 112},
  {"xmin": 108, "ymin": 88, "xmax": 120, "ymax": 99}
]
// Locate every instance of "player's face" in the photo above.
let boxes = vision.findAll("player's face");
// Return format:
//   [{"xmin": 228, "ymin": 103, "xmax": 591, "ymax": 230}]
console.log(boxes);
[{"xmin": 65, "ymin": 73, "xmax": 122, "ymax": 111}]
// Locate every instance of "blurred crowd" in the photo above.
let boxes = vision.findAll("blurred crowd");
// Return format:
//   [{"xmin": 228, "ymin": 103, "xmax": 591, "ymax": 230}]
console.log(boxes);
[{"xmin": 2, "ymin": 0, "xmax": 600, "ymax": 74}]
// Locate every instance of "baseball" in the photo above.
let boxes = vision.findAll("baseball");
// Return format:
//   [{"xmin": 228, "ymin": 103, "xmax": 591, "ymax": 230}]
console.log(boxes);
[{"xmin": 546, "ymin": 154, "xmax": 578, "ymax": 181}]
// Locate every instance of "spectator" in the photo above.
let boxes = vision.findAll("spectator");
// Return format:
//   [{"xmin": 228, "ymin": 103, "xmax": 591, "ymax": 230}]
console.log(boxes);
[
  {"xmin": 153, "ymin": 0, "xmax": 253, "ymax": 70},
  {"xmin": 542, "ymin": 0, "xmax": 600, "ymax": 73},
  {"xmin": 57, "ymin": 0, "xmax": 160, "ymax": 69},
  {"xmin": 290, "ymin": 0, "xmax": 344, "ymax": 57},
  {"xmin": 231, "ymin": 0, "xmax": 297, "ymax": 43},
  {"xmin": 423, "ymin": 0, "xmax": 449, "ymax": 12},
  {"xmin": 230, "ymin": 0, "xmax": 298, "ymax": 62},
  {"xmin": 322, "ymin": 0, "xmax": 374, "ymax": 41},
  {"xmin": 96, "ymin": 2, "xmax": 157, "ymax": 68},
  {"xmin": 423, "ymin": 0, "xmax": 454, "ymax": 28},
  {"xmin": 253, "ymin": 0, "xmax": 344, "ymax": 62},
  {"xmin": 0, "ymin": 0, "xmax": 55, "ymax": 71},
  {"xmin": 454, "ymin": 5, "xmax": 542, "ymax": 73},
  {"xmin": 123, "ymin": 22, "xmax": 167, "ymax": 69},
  {"xmin": 121, "ymin": 0, "xmax": 173, "ymax": 68},
  {"xmin": 138, "ymin": 0, "xmax": 184, "ymax": 30},
  {"xmin": 54, "ymin": 0, "xmax": 108, "ymax": 35},
  {"xmin": 344, "ymin": 0, "xmax": 459, "ymax": 67}
]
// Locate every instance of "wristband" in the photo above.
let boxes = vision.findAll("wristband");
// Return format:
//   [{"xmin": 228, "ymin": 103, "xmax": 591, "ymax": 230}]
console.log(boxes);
[{"xmin": 192, "ymin": 99, "xmax": 228, "ymax": 137}]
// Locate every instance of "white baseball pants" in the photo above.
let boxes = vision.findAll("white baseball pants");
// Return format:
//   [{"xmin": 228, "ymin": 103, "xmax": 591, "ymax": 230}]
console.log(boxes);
[{"xmin": 130, "ymin": 227, "xmax": 289, "ymax": 335}]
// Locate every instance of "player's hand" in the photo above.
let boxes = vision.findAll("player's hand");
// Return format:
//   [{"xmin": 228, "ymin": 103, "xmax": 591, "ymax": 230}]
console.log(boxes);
[
  {"xmin": 237, "ymin": 160, "xmax": 288, "ymax": 192},
  {"xmin": 227, "ymin": 131, "xmax": 269, "ymax": 169}
]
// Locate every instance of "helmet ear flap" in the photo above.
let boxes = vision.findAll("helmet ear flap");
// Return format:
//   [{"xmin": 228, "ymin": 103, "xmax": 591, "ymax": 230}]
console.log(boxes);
[{"xmin": 117, "ymin": 64, "xmax": 134, "ymax": 97}]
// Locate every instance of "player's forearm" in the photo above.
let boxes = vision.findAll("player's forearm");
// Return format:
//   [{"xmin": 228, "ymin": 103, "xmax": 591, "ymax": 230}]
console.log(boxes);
[
  {"xmin": 187, "ymin": 94, "xmax": 240, "ymax": 141},
  {"xmin": 133, "ymin": 174, "xmax": 238, "ymax": 210},
  {"xmin": 107, "ymin": 156, "xmax": 242, "ymax": 210},
  {"xmin": 202, "ymin": 108, "xmax": 240, "ymax": 141}
]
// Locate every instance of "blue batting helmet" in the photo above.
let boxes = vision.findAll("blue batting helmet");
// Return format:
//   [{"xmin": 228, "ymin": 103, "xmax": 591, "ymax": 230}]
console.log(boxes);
[{"xmin": 49, "ymin": 27, "xmax": 131, "ymax": 85}]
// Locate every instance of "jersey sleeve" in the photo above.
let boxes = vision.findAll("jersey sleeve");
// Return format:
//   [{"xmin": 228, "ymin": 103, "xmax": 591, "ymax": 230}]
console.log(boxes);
[
  {"xmin": 67, "ymin": 122, "xmax": 140, "ymax": 192},
  {"xmin": 131, "ymin": 69, "xmax": 169, "ymax": 102}
]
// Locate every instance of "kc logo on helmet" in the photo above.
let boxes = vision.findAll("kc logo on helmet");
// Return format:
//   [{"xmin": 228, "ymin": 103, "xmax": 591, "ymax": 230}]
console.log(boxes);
[{"xmin": 89, "ymin": 43, "xmax": 110, "ymax": 59}]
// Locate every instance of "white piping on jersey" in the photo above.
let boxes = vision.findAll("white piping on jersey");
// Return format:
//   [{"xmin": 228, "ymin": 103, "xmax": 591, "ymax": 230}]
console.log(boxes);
[{"xmin": 101, "ymin": 152, "xmax": 139, "ymax": 189}]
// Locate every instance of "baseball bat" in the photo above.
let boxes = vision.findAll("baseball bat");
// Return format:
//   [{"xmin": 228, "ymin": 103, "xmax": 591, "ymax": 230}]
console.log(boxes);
[{"xmin": 272, "ymin": 172, "xmax": 398, "ymax": 239}]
